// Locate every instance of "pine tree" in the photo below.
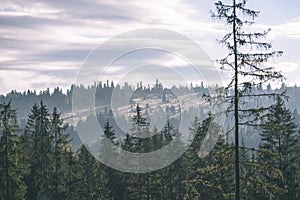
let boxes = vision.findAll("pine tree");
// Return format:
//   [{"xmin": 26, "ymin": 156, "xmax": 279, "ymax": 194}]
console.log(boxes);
[
  {"xmin": 124, "ymin": 104, "xmax": 150, "ymax": 199},
  {"xmin": 0, "ymin": 102, "xmax": 29, "ymax": 200},
  {"xmin": 150, "ymin": 120, "xmax": 187, "ymax": 200},
  {"xmin": 99, "ymin": 119, "xmax": 127, "ymax": 200},
  {"xmin": 158, "ymin": 121, "xmax": 176, "ymax": 200},
  {"xmin": 211, "ymin": 1, "xmax": 284, "ymax": 199},
  {"xmin": 24, "ymin": 101, "xmax": 54, "ymax": 199},
  {"xmin": 183, "ymin": 117, "xmax": 203, "ymax": 200},
  {"xmin": 65, "ymin": 147, "xmax": 77, "ymax": 200},
  {"xmin": 131, "ymin": 103, "xmax": 149, "ymax": 137},
  {"xmin": 51, "ymin": 107, "xmax": 70, "ymax": 199},
  {"xmin": 295, "ymin": 135, "xmax": 300, "ymax": 199},
  {"xmin": 259, "ymin": 96, "xmax": 299, "ymax": 199},
  {"xmin": 185, "ymin": 115, "xmax": 235, "ymax": 199},
  {"xmin": 75, "ymin": 145, "xmax": 109, "ymax": 200}
]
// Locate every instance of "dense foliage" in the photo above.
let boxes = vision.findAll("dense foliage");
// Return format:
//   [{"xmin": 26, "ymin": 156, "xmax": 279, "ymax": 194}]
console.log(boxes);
[{"xmin": 0, "ymin": 99, "xmax": 299, "ymax": 199}]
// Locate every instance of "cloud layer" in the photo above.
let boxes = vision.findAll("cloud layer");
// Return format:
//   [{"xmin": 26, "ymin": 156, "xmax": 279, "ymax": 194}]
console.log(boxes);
[{"xmin": 0, "ymin": 0, "xmax": 299, "ymax": 93}]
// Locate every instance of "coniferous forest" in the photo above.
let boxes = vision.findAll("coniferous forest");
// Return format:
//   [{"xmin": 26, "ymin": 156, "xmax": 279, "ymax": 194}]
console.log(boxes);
[
  {"xmin": 0, "ymin": 82, "xmax": 299, "ymax": 200},
  {"xmin": 1, "ymin": 0, "xmax": 300, "ymax": 199}
]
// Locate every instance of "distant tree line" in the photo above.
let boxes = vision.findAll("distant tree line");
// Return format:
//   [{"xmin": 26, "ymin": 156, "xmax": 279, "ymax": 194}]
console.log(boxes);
[{"xmin": 3, "ymin": 81, "xmax": 300, "ymax": 123}]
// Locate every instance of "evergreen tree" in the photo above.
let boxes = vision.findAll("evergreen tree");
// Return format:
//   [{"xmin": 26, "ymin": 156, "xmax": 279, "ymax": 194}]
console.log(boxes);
[
  {"xmin": 0, "ymin": 102, "xmax": 29, "ymax": 200},
  {"xmin": 24, "ymin": 101, "xmax": 54, "ymax": 199},
  {"xmin": 124, "ymin": 104, "xmax": 150, "ymax": 199},
  {"xmin": 259, "ymin": 96, "xmax": 299, "ymax": 199},
  {"xmin": 65, "ymin": 147, "xmax": 78, "ymax": 200},
  {"xmin": 51, "ymin": 107, "xmax": 70, "ymax": 199},
  {"xmin": 160, "ymin": 121, "xmax": 179, "ymax": 199},
  {"xmin": 131, "ymin": 103, "xmax": 149, "ymax": 136},
  {"xmin": 211, "ymin": 1, "xmax": 284, "ymax": 199},
  {"xmin": 185, "ymin": 115, "xmax": 235, "ymax": 199},
  {"xmin": 146, "ymin": 120, "xmax": 187, "ymax": 200},
  {"xmin": 75, "ymin": 145, "xmax": 109, "ymax": 200},
  {"xmin": 99, "ymin": 119, "xmax": 127, "ymax": 200}
]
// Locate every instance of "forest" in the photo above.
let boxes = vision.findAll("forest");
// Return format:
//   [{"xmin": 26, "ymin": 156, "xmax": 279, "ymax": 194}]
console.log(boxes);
[
  {"xmin": 1, "ymin": 0, "xmax": 300, "ymax": 199},
  {"xmin": 0, "ymin": 82, "xmax": 299, "ymax": 199}
]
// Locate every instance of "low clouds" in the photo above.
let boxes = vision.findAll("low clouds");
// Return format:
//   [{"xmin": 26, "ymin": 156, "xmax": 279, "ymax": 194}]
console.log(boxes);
[
  {"xmin": 273, "ymin": 62, "xmax": 300, "ymax": 86},
  {"xmin": 255, "ymin": 17, "xmax": 300, "ymax": 41},
  {"xmin": 0, "ymin": 0, "xmax": 220, "ymax": 93},
  {"xmin": 275, "ymin": 62, "xmax": 299, "ymax": 73},
  {"xmin": 0, "ymin": 0, "xmax": 300, "ymax": 93},
  {"xmin": 274, "ymin": 17, "xmax": 300, "ymax": 39}
]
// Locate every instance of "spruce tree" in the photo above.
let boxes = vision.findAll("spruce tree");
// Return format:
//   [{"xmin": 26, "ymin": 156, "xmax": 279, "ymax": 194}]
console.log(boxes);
[
  {"xmin": 99, "ymin": 119, "xmax": 126, "ymax": 200},
  {"xmin": 24, "ymin": 101, "xmax": 54, "ymax": 199},
  {"xmin": 131, "ymin": 103, "xmax": 149, "ymax": 137},
  {"xmin": 65, "ymin": 147, "xmax": 77, "ymax": 200},
  {"xmin": 211, "ymin": 1, "xmax": 284, "ymax": 199},
  {"xmin": 259, "ymin": 96, "xmax": 299, "ymax": 199},
  {"xmin": 51, "ymin": 107, "xmax": 70, "ymax": 199},
  {"xmin": 75, "ymin": 145, "xmax": 109, "ymax": 200},
  {"xmin": 185, "ymin": 115, "xmax": 235, "ymax": 199},
  {"xmin": 0, "ymin": 102, "xmax": 29, "ymax": 200},
  {"xmin": 124, "ymin": 104, "xmax": 150, "ymax": 199}
]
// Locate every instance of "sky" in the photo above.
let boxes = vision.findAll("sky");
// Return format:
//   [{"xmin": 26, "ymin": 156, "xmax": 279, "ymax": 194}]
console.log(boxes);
[{"xmin": 0, "ymin": 0, "xmax": 300, "ymax": 94}]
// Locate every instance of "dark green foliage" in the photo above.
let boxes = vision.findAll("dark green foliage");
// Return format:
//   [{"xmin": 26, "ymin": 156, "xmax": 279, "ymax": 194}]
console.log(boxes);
[
  {"xmin": 24, "ymin": 101, "xmax": 54, "ymax": 199},
  {"xmin": 99, "ymin": 120, "xmax": 126, "ymax": 200},
  {"xmin": 51, "ymin": 107, "xmax": 71, "ymax": 199},
  {"xmin": 23, "ymin": 102, "xmax": 78, "ymax": 199},
  {"xmin": 258, "ymin": 97, "xmax": 299, "ymax": 199},
  {"xmin": 131, "ymin": 103, "xmax": 149, "ymax": 135},
  {"xmin": 0, "ymin": 95, "xmax": 299, "ymax": 200},
  {"xmin": 0, "ymin": 101, "xmax": 29, "ymax": 200},
  {"xmin": 185, "ymin": 115, "xmax": 235, "ymax": 200},
  {"xmin": 74, "ymin": 145, "xmax": 109, "ymax": 200}
]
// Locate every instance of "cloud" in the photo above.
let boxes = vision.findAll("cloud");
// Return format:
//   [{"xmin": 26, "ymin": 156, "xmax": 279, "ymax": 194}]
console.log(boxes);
[
  {"xmin": 254, "ymin": 17, "xmax": 300, "ymax": 40},
  {"xmin": 273, "ymin": 61, "xmax": 299, "ymax": 73},
  {"xmin": 0, "ymin": 67, "xmax": 77, "ymax": 94},
  {"xmin": 276, "ymin": 17, "xmax": 300, "ymax": 39},
  {"xmin": 0, "ymin": 0, "xmax": 299, "ymax": 94}
]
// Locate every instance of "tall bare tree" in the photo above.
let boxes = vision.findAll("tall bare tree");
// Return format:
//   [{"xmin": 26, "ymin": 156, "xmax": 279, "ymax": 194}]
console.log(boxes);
[{"xmin": 211, "ymin": 0, "xmax": 284, "ymax": 199}]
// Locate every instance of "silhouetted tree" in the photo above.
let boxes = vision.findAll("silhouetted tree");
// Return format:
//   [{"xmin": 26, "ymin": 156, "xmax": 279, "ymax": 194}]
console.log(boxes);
[
  {"xmin": 0, "ymin": 102, "xmax": 29, "ymax": 199},
  {"xmin": 211, "ymin": 0, "xmax": 283, "ymax": 199}
]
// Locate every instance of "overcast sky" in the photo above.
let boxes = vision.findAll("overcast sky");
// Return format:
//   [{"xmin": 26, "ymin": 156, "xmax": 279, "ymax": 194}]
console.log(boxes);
[{"xmin": 0, "ymin": 0, "xmax": 300, "ymax": 94}]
